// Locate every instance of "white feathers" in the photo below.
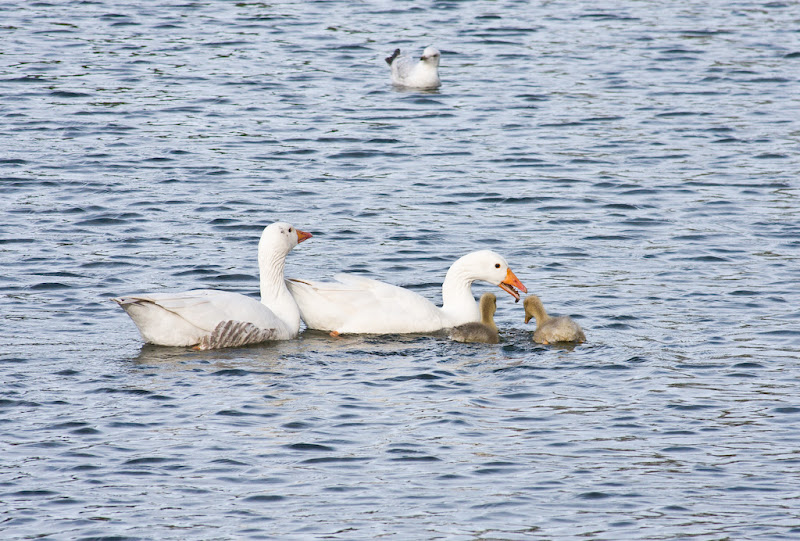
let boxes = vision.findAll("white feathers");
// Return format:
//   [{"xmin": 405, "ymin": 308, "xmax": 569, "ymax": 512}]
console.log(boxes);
[
  {"xmin": 113, "ymin": 223, "xmax": 312, "ymax": 349},
  {"xmin": 286, "ymin": 250, "xmax": 526, "ymax": 335},
  {"xmin": 386, "ymin": 46, "xmax": 441, "ymax": 89}
]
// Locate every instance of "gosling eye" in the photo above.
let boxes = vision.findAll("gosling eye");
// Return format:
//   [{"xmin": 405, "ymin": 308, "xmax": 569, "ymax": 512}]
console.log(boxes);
[{"xmin": 495, "ymin": 263, "xmax": 501, "ymax": 269}]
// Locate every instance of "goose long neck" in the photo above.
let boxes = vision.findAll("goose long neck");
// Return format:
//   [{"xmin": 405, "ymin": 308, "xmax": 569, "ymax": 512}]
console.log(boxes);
[
  {"xmin": 440, "ymin": 258, "xmax": 480, "ymax": 324},
  {"xmin": 259, "ymin": 249, "xmax": 287, "ymax": 298},
  {"xmin": 525, "ymin": 298, "xmax": 550, "ymax": 326},
  {"xmin": 481, "ymin": 301, "xmax": 498, "ymax": 332},
  {"xmin": 258, "ymin": 245, "xmax": 300, "ymax": 330}
]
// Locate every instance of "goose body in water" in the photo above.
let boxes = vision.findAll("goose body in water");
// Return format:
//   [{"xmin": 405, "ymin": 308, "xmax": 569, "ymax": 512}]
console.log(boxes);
[
  {"xmin": 523, "ymin": 295, "xmax": 586, "ymax": 345},
  {"xmin": 113, "ymin": 222, "xmax": 311, "ymax": 349},
  {"xmin": 449, "ymin": 292, "xmax": 500, "ymax": 344},
  {"xmin": 287, "ymin": 250, "xmax": 526, "ymax": 335}
]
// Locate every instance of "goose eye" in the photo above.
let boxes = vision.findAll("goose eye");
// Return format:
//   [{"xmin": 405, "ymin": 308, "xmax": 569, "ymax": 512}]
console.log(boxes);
[
  {"xmin": 288, "ymin": 227, "xmax": 293, "ymax": 233},
  {"xmin": 495, "ymin": 263, "xmax": 501, "ymax": 268}
]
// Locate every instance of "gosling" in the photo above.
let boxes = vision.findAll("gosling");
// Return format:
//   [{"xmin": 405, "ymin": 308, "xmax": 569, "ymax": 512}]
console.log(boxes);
[
  {"xmin": 523, "ymin": 295, "xmax": 586, "ymax": 345},
  {"xmin": 449, "ymin": 293, "xmax": 499, "ymax": 344}
]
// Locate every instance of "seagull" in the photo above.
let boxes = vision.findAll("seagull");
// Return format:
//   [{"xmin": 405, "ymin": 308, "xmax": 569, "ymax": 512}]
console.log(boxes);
[{"xmin": 385, "ymin": 46, "xmax": 441, "ymax": 89}]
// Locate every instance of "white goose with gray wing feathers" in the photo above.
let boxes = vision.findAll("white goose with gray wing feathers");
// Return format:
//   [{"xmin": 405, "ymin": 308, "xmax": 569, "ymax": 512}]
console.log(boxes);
[{"xmin": 113, "ymin": 222, "xmax": 312, "ymax": 349}]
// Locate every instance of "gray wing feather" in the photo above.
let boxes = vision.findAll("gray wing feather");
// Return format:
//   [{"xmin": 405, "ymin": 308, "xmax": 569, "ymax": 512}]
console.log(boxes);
[{"xmin": 197, "ymin": 320, "xmax": 276, "ymax": 350}]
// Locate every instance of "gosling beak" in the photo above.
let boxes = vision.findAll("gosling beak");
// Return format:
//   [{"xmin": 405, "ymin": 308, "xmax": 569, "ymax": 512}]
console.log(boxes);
[
  {"xmin": 497, "ymin": 268, "xmax": 527, "ymax": 302},
  {"xmin": 296, "ymin": 229, "xmax": 313, "ymax": 243}
]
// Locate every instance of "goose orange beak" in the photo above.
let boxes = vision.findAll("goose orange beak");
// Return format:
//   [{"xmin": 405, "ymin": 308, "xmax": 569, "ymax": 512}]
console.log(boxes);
[
  {"xmin": 296, "ymin": 229, "xmax": 312, "ymax": 243},
  {"xmin": 498, "ymin": 268, "xmax": 527, "ymax": 302}
]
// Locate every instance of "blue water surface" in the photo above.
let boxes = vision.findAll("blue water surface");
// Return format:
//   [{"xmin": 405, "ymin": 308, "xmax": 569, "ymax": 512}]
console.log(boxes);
[{"xmin": 1, "ymin": 1, "xmax": 799, "ymax": 539}]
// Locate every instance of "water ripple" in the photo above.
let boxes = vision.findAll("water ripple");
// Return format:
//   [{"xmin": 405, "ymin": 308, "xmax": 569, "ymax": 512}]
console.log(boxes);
[{"xmin": 1, "ymin": 1, "xmax": 799, "ymax": 539}]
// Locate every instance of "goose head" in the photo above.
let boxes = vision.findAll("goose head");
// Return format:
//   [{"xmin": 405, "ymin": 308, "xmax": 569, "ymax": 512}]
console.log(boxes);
[
  {"xmin": 523, "ymin": 295, "xmax": 548, "ymax": 324},
  {"xmin": 454, "ymin": 250, "xmax": 527, "ymax": 301},
  {"xmin": 258, "ymin": 222, "xmax": 312, "ymax": 312},
  {"xmin": 259, "ymin": 222, "xmax": 312, "ymax": 255}
]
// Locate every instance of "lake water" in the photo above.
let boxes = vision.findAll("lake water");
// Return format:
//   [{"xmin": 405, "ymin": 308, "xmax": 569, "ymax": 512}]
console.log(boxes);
[{"xmin": 2, "ymin": 1, "xmax": 799, "ymax": 539}]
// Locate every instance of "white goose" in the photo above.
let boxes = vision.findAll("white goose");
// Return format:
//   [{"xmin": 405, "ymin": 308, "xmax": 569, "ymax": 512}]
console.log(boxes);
[
  {"xmin": 113, "ymin": 222, "xmax": 312, "ymax": 349},
  {"xmin": 286, "ymin": 250, "xmax": 526, "ymax": 335}
]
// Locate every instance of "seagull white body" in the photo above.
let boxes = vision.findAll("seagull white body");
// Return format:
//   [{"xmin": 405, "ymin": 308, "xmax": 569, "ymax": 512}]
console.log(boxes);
[
  {"xmin": 386, "ymin": 46, "xmax": 441, "ymax": 89},
  {"xmin": 287, "ymin": 250, "xmax": 526, "ymax": 335},
  {"xmin": 113, "ymin": 223, "xmax": 311, "ymax": 349}
]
